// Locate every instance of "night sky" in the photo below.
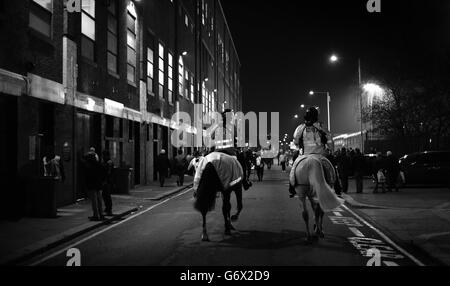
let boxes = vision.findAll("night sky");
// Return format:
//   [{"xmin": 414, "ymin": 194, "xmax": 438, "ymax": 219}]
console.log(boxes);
[{"xmin": 221, "ymin": 0, "xmax": 450, "ymax": 139}]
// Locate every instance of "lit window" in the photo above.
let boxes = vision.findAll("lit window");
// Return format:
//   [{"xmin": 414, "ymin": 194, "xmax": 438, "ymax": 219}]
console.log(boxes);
[
  {"xmin": 190, "ymin": 74, "xmax": 194, "ymax": 103},
  {"xmin": 107, "ymin": 0, "xmax": 118, "ymax": 73},
  {"xmin": 29, "ymin": 0, "xmax": 53, "ymax": 37},
  {"xmin": 81, "ymin": 0, "xmax": 96, "ymax": 61},
  {"xmin": 147, "ymin": 47, "xmax": 155, "ymax": 95},
  {"xmin": 168, "ymin": 53, "xmax": 174, "ymax": 104},
  {"xmin": 184, "ymin": 69, "xmax": 189, "ymax": 99},
  {"xmin": 127, "ymin": 9, "xmax": 137, "ymax": 83},
  {"xmin": 178, "ymin": 56, "xmax": 184, "ymax": 97},
  {"xmin": 185, "ymin": 15, "xmax": 189, "ymax": 27},
  {"xmin": 158, "ymin": 43, "xmax": 165, "ymax": 99}
]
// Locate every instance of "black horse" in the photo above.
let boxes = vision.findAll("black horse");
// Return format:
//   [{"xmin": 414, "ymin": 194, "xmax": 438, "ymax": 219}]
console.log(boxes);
[{"xmin": 193, "ymin": 148, "xmax": 252, "ymax": 241}]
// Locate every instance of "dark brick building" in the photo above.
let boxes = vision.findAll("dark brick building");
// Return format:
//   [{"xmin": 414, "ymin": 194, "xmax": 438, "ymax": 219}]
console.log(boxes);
[{"xmin": 0, "ymin": 0, "xmax": 241, "ymax": 217}]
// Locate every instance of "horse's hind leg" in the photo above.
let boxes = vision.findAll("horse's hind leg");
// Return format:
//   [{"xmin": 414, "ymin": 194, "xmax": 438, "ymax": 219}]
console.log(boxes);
[
  {"xmin": 231, "ymin": 188, "xmax": 243, "ymax": 222},
  {"xmin": 222, "ymin": 192, "xmax": 233, "ymax": 235},
  {"xmin": 300, "ymin": 197, "xmax": 313, "ymax": 243},
  {"xmin": 201, "ymin": 212, "xmax": 210, "ymax": 242},
  {"xmin": 313, "ymin": 202, "xmax": 325, "ymax": 239}
]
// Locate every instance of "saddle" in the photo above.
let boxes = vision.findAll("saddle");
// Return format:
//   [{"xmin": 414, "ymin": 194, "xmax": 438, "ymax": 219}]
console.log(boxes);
[{"xmin": 289, "ymin": 154, "xmax": 336, "ymax": 188}]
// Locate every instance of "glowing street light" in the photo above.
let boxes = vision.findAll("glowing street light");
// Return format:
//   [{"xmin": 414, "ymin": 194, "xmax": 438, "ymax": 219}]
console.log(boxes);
[
  {"xmin": 294, "ymin": 114, "xmax": 299, "ymax": 119},
  {"xmin": 300, "ymin": 104, "xmax": 305, "ymax": 109},
  {"xmin": 330, "ymin": 55, "xmax": 339, "ymax": 63}
]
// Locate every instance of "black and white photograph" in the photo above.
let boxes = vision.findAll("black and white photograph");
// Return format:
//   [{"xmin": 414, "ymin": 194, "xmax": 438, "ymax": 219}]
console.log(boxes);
[{"xmin": 0, "ymin": 0, "xmax": 449, "ymax": 275}]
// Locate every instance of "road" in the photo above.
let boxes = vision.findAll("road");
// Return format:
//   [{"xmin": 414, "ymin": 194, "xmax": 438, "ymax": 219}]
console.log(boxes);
[{"xmin": 28, "ymin": 167, "xmax": 425, "ymax": 267}]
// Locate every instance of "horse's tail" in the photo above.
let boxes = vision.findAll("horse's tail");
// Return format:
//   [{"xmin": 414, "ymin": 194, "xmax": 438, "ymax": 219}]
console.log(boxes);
[
  {"xmin": 194, "ymin": 162, "xmax": 222, "ymax": 214},
  {"xmin": 307, "ymin": 157, "xmax": 344, "ymax": 212}
]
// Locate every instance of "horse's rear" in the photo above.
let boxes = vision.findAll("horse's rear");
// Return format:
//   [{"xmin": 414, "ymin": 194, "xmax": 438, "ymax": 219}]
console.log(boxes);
[{"xmin": 293, "ymin": 155, "xmax": 344, "ymax": 242}]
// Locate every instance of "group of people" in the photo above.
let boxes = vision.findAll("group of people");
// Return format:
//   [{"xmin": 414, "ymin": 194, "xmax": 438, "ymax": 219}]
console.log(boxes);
[
  {"xmin": 155, "ymin": 149, "xmax": 206, "ymax": 188},
  {"xmin": 325, "ymin": 147, "xmax": 401, "ymax": 195}
]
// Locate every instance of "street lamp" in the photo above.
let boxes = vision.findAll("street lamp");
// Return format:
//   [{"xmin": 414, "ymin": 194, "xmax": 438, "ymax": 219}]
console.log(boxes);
[
  {"xmin": 309, "ymin": 90, "xmax": 331, "ymax": 133},
  {"xmin": 300, "ymin": 104, "xmax": 305, "ymax": 109},
  {"xmin": 294, "ymin": 114, "xmax": 299, "ymax": 119},
  {"xmin": 330, "ymin": 54, "xmax": 339, "ymax": 63},
  {"xmin": 329, "ymin": 54, "xmax": 364, "ymax": 153}
]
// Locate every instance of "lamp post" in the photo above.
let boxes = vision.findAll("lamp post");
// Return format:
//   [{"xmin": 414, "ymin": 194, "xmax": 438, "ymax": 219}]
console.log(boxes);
[
  {"xmin": 309, "ymin": 91, "xmax": 331, "ymax": 134},
  {"xmin": 330, "ymin": 54, "xmax": 364, "ymax": 153}
]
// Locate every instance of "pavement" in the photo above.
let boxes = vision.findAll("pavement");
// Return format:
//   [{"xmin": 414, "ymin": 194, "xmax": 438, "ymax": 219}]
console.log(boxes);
[
  {"xmin": 17, "ymin": 166, "xmax": 435, "ymax": 267},
  {"xmin": 0, "ymin": 175, "xmax": 193, "ymax": 265},
  {"xmin": 342, "ymin": 178, "xmax": 450, "ymax": 265}
]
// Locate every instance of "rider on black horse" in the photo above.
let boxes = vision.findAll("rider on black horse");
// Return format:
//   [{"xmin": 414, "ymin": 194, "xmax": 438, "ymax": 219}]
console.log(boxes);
[{"xmin": 288, "ymin": 107, "xmax": 330, "ymax": 197}]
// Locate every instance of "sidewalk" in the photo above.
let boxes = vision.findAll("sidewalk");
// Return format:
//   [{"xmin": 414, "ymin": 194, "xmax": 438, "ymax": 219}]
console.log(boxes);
[
  {"xmin": 343, "ymin": 178, "xmax": 450, "ymax": 265},
  {"xmin": 0, "ymin": 175, "xmax": 193, "ymax": 265}
]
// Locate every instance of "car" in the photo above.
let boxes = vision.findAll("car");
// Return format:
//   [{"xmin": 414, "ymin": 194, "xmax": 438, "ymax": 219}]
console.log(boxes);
[{"xmin": 399, "ymin": 151, "xmax": 450, "ymax": 187}]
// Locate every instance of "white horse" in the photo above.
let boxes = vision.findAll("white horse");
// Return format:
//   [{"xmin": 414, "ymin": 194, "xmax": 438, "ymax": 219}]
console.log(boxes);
[{"xmin": 292, "ymin": 154, "xmax": 344, "ymax": 243}]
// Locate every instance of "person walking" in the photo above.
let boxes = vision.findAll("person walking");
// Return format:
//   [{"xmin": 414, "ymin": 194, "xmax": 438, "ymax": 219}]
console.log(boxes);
[
  {"xmin": 156, "ymin": 150, "xmax": 171, "ymax": 187},
  {"xmin": 325, "ymin": 148, "xmax": 342, "ymax": 196},
  {"xmin": 255, "ymin": 153, "xmax": 265, "ymax": 182},
  {"xmin": 82, "ymin": 148, "xmax": 104, "ymax": 221},
  {"xmin": 174, "ymin": 149, "xmax": 188, "ymax": 187},
  {"xmin": 337, "ymin": 148, "xmax": 351, "ymax": 194},
  {"xmin": 386, "ymin": 151, "xmax": 400, "ymax": 192},
  {"xmin": 373, "ymin": 152, "xmax": 387, "ymax": 194},
  {"xmin": 101, "ymin": 150, "xmax": 114, "ymax": 216},
  {"xmin": 279, "ymin": 151, "xmax": 287, "ymax": 172},
  {"xmin": 352, "ymin": 148, "xmax": 366, "ymax": 194}
]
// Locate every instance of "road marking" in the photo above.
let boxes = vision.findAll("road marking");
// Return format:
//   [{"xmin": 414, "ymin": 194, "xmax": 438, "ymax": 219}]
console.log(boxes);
[
  {"xmin": 342, "ymin": 204, "xmax": 425, "ymax": 266},
  {"xmin": 333, "ymin": 212, "xmax": 343, "ymax": 217},
  {"xmin": 384, "ymin": 261, "xmax": 399, "ymax": 266},
  {"xmin": 349, "ymin": 227, "xmax": 365, "ymax": 237},
  {"xmin": 30, "ymin": 188, "xmax": 194, "ymax": 266},
  {"xmin": 329, "ymin": 216, "xmax": 363, "ymax": 227}
]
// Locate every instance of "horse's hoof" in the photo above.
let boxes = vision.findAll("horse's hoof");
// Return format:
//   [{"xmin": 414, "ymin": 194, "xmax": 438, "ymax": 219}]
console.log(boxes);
[
  {"xmin": 224, "ymin": 229, "xmax": 232, "ymax": 236},
  {"xmin": 231, "ymin": 215, "xmax": 239, "ymax": 222},
  {"xmin": 201, "ymin": 235, "xmax": 210, "ymax": 242}
]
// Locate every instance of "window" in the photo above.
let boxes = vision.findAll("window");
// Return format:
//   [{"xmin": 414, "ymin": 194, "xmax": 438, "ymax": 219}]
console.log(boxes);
[
  {"xmin": 81, "ymin": 0, "xmax": 96, "ymax": 61},
  {"xmin": 168, "ymin": 53, "xmax": 174, "ymax": 104},
  {"xmin": 190, "ymin": 73, "xmax": 194, "ymax": 102},
  {"xmin": 185, "ymin": 15, "xmax": 189, "ymax": 27},
  {"xmin": 225, "ymin": 51, "xmax": 229, "ymax": 72},
  {"xmin": 126, "ymin": 9, "xmax": 137, "ymax": 83},
  {"xmin": 184, "ymin": 69, "xmax": 189, "ymax": 100},
  {"xmin": 178, "ymin": 56, "xmax": 184, "ymax": 97},
  {"xmin": 107, "ymin": 0, "xmax": 118, "ymax": 73},
  {"xmin": 29, "ymin": 0, "xmax": 53, "ymax": 38},
  {"xmin": 158, "ymin": 43, "xmax": 165, "ymax": 99},
  {"xmin": 147, "ymin": 47, "xmax": 155, "ymax": 95}
]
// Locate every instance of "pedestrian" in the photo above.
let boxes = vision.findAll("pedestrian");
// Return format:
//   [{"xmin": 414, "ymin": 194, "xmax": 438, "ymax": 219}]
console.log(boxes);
[
  {"xmin": 385, "ymin": 151, "xmax": 400, "ymax": 192},
  {"xmin": 373, "ymin": 152, "xmax": 387, "ymax": 194},
  {"xmin": 174, "ymin": 149, "xmax": 188, "ymax": 187},
  {"xmin": 279, "ymin": 151, "xmax": 287, "ymax": 172},
  {"xmin": 156, "ymin": 150, "xmax": 171, "ymax": 187},
  {"xmin": 337, "ymin": 148, "xmax": 351, "ymax": 194},
  {"xmin": 101, "ymin": 150, "xmax": 114, "ymax": 216},
  {"xmin": 325, "ymin": 149, "xmax": 342, "ymax": 196},
  {"xmin": 82, "ymin": 148, "xmax": 104, "ymax": 221},
  {"xmin": 352, "ymin": 148, "xmax": 366, "ymax": 194},
  {"xmin": 255, "ymin": 153, "xmax": 265, "ymax": 182}
]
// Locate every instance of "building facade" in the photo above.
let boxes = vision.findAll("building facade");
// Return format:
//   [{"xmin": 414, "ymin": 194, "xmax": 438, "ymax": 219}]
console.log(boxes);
[{"xmin": 0, "ymin": 0, "xmax": 241, "ymax": 217}]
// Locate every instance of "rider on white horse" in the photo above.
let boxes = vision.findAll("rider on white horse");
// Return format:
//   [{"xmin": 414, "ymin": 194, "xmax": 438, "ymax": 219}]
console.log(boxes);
[{"xmin": 288, "ymin": 107, "xmax": 332, "ymax": 197}]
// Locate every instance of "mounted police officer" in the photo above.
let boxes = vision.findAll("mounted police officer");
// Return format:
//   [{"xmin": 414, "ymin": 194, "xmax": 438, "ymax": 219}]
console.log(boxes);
[{"xmin": 288, "ymin": 107, "xmax": 332, "ymax": 197}]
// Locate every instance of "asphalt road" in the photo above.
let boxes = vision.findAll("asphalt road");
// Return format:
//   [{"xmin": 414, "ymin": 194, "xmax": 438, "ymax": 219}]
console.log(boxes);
[{"xmin": 29, "ymin": 168, "xmax": 425, "ymax": 267}]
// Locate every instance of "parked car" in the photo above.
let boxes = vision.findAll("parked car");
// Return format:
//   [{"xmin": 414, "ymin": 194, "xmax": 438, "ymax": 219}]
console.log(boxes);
[{"xmin": 399, "ymin": 151, "xmax": 450, "ymax": 187}]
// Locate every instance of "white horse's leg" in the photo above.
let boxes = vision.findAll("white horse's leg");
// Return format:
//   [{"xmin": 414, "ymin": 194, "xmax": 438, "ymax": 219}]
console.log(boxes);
[{"xmin": 300, "ymin": 195, "xmax": 313, "ymax": 242}]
